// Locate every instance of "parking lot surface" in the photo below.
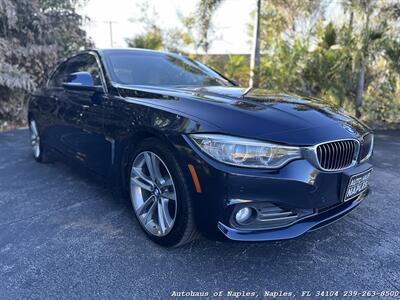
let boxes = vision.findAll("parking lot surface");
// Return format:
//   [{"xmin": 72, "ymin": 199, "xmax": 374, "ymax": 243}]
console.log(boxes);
[{"xmin": 0, "ymin": 129, "xmax": 399, "ymax": 299}]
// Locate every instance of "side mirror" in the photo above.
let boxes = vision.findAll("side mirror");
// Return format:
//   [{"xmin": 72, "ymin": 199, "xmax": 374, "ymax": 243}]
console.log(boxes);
[{"xmin": 62, "ymin": 72, "xmax": 103, "ymax": 92}]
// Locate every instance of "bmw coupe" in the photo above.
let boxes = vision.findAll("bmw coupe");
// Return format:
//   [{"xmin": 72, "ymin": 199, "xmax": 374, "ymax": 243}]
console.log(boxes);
[{"xmin": 28, "ymin": 48, "xmax": 374, "ymax": 247}]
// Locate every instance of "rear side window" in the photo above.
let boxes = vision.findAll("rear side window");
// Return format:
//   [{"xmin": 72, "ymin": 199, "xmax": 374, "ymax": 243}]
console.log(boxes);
[{"xmin": 48, "ymin": 54, "xmax": 103, "ymax": 88}]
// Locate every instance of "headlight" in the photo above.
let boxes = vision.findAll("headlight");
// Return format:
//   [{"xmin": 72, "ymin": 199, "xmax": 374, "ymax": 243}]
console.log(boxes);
[{"xmin": 189, "ymin": 134, "xmax": 301, "ymax": 168}]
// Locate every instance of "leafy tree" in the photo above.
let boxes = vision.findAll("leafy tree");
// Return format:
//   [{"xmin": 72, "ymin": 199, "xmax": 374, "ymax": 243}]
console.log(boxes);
[
  {"xmin": 0, "ymin": 0, "xmax": 92, "ymax": 128},
  {"xmin": 126, "ymin": 2, "xmax": 188, "ymax": 53},
  {"xmin": 385, "ymin": 40, "xmax": 400, "ymax": 74},
  {"xmin": 181, "ymin": 0, "xmax": 224, "ymax": 54},
  {"xmin": 193, "ymin": 54, "xmax": 249, "ymax": 86},
  {"xmin": 342, "ymin": 0, "xmax": 398, "ymax": 117},
  {"xmin": 304, "ymin": 23, "xmax": 354, "ymax": 105},
  {"xmin": 2, "ymin": 0, "xmax": 399, "ymax": 129},
  {"xmin": 126, "ymin": 0, "xmax": 224, "ymax": 55},
  {"xmin": 40, "ymin": 0, "xmax": 92, "ymax": 56},
  {"xmin": 126, "ymin": 2, "xmax": 162, "ymax": 50},
  {"xmin": 252, "ymin": 0, "xmax": 323, "ymax": 92},
  {"xmin": 250, "ymin": 0, "xmax": 399, "ymax": 125},
  {"xmin": 126, "ymin": 29, "xmax": 163, "ymax": 50},
  {"xmin": 224, "ymin": 55, "xmax": 250, "ymax": 86}
]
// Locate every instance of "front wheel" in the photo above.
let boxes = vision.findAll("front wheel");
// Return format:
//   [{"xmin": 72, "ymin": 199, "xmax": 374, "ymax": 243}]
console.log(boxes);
[
  {"xmin": 129, "ymin": 138, "xmax": 198, "ymax": 247},
  {"xmin": 29, "ymin": 119, "xmax": 52, "ymax": 163}
]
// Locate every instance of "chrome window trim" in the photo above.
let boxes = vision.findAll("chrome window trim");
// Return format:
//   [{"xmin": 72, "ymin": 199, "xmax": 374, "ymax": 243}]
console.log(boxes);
[
  {"xmin": 46, "ymin": 60, "xmax": 68, "ymax": 88},
  {"xmin": 87, "ymin": 50, "xmax": 109, "ymax": 94}
]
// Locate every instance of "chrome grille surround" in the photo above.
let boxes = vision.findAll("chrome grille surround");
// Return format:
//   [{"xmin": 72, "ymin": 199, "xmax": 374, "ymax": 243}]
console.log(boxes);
[
  {"xmin": 359, "ymin": 133, "xmax": 374, "ymax": 163},
  {"xmin": 311, "ymin": 139, "xmax": 360, "ymax": 172}
]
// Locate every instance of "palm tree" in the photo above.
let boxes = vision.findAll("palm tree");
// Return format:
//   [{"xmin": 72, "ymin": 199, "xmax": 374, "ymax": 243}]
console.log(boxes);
[
  {"xmin": 353, "ymin": 0, "xmax": 373, "ymax": 118},
  {"xmin": 249, "ymin": 0, "xmax": 261, "ymax": 88}
]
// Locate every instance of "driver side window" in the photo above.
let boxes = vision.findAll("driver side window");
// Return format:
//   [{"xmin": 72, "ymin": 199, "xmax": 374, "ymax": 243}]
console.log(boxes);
[
  {"xmin": 49, "ymin": 54, "xmax": 103, "ymax": 88},
  {"xmin": 48, "ymin": 63, "xmax": 67, "ymax": 88}
]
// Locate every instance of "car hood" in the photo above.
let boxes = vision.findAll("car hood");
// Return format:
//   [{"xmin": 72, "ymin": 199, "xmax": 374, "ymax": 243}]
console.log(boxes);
[{"xmin": 117, "ymin": 85, "xmax": 370, "ymax": 145}]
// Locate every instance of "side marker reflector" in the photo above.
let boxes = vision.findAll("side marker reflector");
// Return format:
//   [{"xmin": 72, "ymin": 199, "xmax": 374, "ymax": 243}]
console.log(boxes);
[{"xmin": 188, "ymin": 164, "xmax": 202, "ymax": 193}]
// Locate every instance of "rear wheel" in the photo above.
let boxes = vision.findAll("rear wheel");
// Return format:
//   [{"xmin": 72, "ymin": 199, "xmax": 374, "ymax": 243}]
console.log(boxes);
[
  {"xmin": 129, "ymin": 138, "xmax": 198, "ymax": 247},
  {"xmin": 29, "ymin": 119, "xmax": 52, "ymax": 163}
]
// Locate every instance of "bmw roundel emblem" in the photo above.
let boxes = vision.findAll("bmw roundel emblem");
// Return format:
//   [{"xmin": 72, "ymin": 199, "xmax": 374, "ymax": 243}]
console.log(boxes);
[{"xmin": 343, "ymin": 124, "xmax": 357, "ymax": 134}]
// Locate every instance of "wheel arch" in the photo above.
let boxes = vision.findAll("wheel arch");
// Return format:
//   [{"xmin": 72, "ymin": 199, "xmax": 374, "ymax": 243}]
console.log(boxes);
[{"xmin": 118, "ymin": 129, "xmax": 180, "ymax": 191}]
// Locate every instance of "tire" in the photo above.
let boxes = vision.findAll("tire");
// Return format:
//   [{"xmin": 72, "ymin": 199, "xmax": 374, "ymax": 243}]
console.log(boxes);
[
  {"xmin": 29, "ymin": 119, "xmax": 52, "ymax": 163},
  {"xmin": 128, "ymin": 137, "xmax": 198, "ymax": 247}
]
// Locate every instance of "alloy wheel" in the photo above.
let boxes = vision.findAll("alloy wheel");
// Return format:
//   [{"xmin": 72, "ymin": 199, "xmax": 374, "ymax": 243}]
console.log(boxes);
[
  {"xmin": 130, "ymin": 151, "xmax": 177, "ymax": 237},
  {"xmin": 29, "ymin": 120, "xmax": 40, "ymax": 159}
]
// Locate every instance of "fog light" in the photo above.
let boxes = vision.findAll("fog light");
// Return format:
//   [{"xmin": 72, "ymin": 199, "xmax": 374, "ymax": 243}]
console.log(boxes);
[{"xmin": 235, "ymin": 207, "xmax": 253, "ymax": 224}]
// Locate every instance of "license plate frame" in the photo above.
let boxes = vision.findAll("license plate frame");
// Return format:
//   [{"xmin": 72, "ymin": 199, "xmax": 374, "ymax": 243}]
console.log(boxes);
[{"xmin": 344, "ymin": 168, "xmax": 372, "ymax": 201}]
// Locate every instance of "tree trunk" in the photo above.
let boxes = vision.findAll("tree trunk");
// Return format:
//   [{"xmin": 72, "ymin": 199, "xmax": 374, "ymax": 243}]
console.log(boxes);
[
  {"xmin": 349, "ymin": 10, "xmax": 353, "ymax": 29},
  {"xmin": 355, "ymin": 59, "xmax": 365, "ymax": 118},
  {"xmin": 249, "ymin": 0, "xmax": 261, "ymax": 88},
  {"xmin": 354, "ymin": 2, "xmax": 371, "ymax": 118}
]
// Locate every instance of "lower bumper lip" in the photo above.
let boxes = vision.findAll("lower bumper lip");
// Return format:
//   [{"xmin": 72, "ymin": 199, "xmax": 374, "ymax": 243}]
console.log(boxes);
[{"xmin": 217, "ymin": 190, "xmax": 368, "ymax": 242}]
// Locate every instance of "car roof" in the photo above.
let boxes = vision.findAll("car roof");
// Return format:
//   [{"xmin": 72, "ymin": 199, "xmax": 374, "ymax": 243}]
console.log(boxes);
[{"xmin": 93, "ymin": 48, "xmax": 180, "ymax": 57}]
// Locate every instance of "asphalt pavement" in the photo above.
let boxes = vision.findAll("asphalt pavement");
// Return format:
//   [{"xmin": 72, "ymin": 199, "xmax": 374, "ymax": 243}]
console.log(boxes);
[{"xmin": 0, "ymin": 129, "xmax": 399, "ymax": 299}]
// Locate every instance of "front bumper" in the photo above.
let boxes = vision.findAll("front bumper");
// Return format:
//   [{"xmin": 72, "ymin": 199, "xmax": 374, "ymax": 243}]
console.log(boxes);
[
  {"xmin": 218, "ymin": 189, "xmax": 368, "ymax": 241},
  {"xmin": 177, "ymin": 136, "xmax": 373, "ymax": 241}
]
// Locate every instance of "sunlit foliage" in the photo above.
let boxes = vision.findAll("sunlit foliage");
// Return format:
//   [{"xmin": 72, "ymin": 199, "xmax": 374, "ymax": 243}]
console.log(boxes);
[{"xmin": 0, "ymin": 0, "xmax": 92, "ymax": 128}]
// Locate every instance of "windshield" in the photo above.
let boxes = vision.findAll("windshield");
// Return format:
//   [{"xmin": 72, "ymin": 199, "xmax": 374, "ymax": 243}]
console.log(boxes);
[{"xmin": 103, "ymin": 50, "xmax": 233, "ymax": 87}]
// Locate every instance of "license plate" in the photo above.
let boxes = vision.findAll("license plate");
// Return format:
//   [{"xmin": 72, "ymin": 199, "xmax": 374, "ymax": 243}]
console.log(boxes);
[{"xmin": 344, "ymin": 169, "xmax": 372, "ymax": 201}]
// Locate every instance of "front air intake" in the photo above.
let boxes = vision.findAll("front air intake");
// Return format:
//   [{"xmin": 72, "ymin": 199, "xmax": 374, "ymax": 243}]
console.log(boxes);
[
  {"xmin": 257, "ymin": 203, "xmax": 299, "ymax": 228},
  {"xmin": 231, "ymin": 203, "xmax": 315, "ymax": 231}
]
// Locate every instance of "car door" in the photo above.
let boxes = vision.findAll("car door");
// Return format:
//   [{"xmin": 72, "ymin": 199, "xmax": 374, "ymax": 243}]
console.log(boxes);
[
  {"xmin": 48, "ymin": 56, "xmax": 90, "ymax": 160},
  {"xmin": 60, "ymin": 53, "xmax": 110, "ymax": 175},
  {"xmin": 39, "ymin": 62, "xmax": 68, "ymax": 150}
]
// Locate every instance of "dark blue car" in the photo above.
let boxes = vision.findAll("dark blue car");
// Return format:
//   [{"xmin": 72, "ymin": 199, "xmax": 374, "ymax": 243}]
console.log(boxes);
[{"xmin": 28, "ymin": 48, "xmax": 374, "ymax": 247}]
